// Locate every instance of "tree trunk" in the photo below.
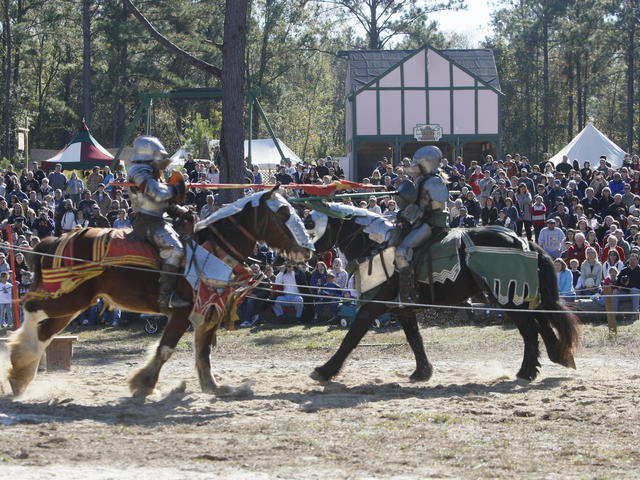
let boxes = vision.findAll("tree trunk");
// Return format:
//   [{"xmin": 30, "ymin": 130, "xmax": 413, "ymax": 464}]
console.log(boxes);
[
  {"xmin": 3, "ymin": 0, "xmax": 12, "ymax": 160},
  {"xmin": 576, "ymin": 57, "xmax": 583, "ymax": 130},
  {"xmin": 567, "ymin": 60, "xmax": 574, "ymax": 140},
  {"xmin": 542, "ymin": 16, "xmax": 549, "ymax": 152},
  {"xmin": 113, "ymin": 0, "xmax": 129, "ymax": 146},
  {"xmin": 82, "ymin": 0, "xmax": 92, "ymax": 125},
  {"xmin": 368, "ymin": 0, "xmax": 379, "ymax": 49},
  {"xmin": 219, "ymin": 0, "xmax": 249, "ymax": 203},
  {"xmin": 252, "ymin": 0, "xmax": 275, "ymax": 140},
  {"xmin": 13, "ymin": 0, "xmax": 22, "ymax": 91},
  {"xmin": 626, "ymin": 0, "xmax": 635, "ymax": 152}
]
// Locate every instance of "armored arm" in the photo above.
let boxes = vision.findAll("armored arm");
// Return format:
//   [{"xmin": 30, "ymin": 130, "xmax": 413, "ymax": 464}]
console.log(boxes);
[
  {"xmin": 424, "ymin": 176, "xmax": 450, "ymax": 211},
  {"xmin": 130, "ymin": 165, "xmax": 177, "ymax": 203}
]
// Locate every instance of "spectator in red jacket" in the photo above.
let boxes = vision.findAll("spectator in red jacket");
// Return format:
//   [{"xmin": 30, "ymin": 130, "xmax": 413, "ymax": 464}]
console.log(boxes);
[
  {"xmin": 601, "ymin": 235, "xmax": 625, "ymax": 263},
  {"xmin": 530, "ymin": 195, "xmax": 547, "ymax": 242},
  {"xmin": 468, "ymin": 166, "xmax": 483, "ymax": 196},
  {"xmin": 563, "ymin": 232, "xmax": 589, "ymax": 265}
]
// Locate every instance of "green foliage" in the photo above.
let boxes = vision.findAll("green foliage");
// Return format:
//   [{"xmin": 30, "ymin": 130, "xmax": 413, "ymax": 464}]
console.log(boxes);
[
  {"xmin": 1, "ymin": 0, "xmax": 638, "ymax": 166},
  {"xmin": 183, "ymin": 110, "xmax": 221, "ymax": 154}
]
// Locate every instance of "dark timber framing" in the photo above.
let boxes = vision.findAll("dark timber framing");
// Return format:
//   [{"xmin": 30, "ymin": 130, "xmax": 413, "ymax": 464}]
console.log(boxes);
[{"xmin": 344, "ymin": 45, "xmax": 504, "ymax": 180}]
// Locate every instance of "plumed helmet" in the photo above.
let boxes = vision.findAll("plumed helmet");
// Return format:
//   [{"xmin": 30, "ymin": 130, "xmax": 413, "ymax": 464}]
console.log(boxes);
[
  {"xmin": 132, "ymin": 136, "xmax": 169, "ymax": 169},
  {"xmin": 406, "ymin": 146, "xmax": 443, "ymax": 177}
]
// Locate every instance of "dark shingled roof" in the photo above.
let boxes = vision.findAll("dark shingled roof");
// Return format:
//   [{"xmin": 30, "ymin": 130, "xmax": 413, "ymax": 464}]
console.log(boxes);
[{"xmin": 342, "ymin": 47, "xmax": 501, "ymax": 94}]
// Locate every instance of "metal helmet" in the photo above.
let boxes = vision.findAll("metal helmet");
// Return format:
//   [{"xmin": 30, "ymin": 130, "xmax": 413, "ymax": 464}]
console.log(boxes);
[
  {"xmin": 132, "ymin": 136, "xmax": 169, "ymax": 169},
  {"xmin": 406, "ymin": 146, "xmax": 443, "ymax": 177}
]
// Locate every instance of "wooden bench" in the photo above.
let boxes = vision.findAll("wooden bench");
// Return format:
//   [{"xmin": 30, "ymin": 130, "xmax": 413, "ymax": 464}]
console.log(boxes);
[{"xmin": 0, "ymin": 336, "xmax": 78, "ymax": 371}]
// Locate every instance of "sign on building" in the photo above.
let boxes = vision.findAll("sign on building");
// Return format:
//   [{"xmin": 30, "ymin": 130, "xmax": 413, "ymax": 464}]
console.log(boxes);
[{"xmin": 413, "ymin": 124, "xmax": 443, "ymax": 142}]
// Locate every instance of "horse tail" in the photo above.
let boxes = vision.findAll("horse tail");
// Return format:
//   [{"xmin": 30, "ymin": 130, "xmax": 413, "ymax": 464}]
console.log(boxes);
[{"xmin": 533, "ymin": 242, "xmax": 581, "ymax": 364}]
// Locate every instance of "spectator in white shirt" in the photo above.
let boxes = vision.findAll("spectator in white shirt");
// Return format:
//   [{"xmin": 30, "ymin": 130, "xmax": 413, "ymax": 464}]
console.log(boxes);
[
  {"xmin": 273, "ymin": 264, "xmax": 303, "ymax": 320},
  {"xmin": 0, "ymin": 271, "xmax": 13, "ymax": 327}
]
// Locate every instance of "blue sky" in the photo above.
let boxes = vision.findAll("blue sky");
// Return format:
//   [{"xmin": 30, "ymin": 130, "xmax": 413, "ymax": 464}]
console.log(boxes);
[{"xmin": 429, "ymin": 0, "xmax": 497, "ymax": 47}]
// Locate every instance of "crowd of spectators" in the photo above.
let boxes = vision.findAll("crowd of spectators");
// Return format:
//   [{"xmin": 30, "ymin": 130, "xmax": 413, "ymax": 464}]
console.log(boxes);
[
  {"xmin": 355, "ymin": 152, "xmax": 640, "ymax": 319},
  {"xmin": 0, "ymin": 154, "xmax": 355, "ymax": 329},
  {"xmin": 2, "ymin": 147, "xmax": 639, "ymax": 329}
]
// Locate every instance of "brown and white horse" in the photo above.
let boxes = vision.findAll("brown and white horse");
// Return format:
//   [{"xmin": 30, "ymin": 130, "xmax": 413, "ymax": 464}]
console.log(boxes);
[{"xmin": 5, "ymin": 188, "xmax": 313, "ymax": 398}]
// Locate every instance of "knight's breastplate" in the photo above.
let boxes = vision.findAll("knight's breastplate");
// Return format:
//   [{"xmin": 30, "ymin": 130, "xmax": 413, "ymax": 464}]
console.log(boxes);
[{"xmin": 127, "ymin": 164, "xmax": 169, "ymax": 217}]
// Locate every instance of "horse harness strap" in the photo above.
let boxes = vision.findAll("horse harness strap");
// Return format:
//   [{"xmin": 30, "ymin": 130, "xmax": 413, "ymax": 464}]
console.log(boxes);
[
  {"xmin": 205, "ymin": 226, "xmax": 246, "ymax": 265},
  {"xmin": 227, "ymin": 215, "xmax": 258, "ymax": 243}
]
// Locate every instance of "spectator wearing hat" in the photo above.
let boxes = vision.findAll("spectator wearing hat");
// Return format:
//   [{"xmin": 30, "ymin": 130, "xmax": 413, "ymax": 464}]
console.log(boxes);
[
  {"xmin": 538, "ymin": 218, "xmax": 565, "ymax": 258},
  {"xmin": 88, "ymin": 205, "xmax": 110, "ymax": 228},
  {"xmin": 367, "ymin": 196, "xmax": 382, "ymax": 214},
  {"xmin": 450, "ymin": 206, "xmax": 476, "ymax": 228},
  {"xmin": 494, "ymin": 208, "xmax": 510, "ymax": 229},
  {"xmin": 87, "ymin": 166, "xmax": 103, "ymax": 194},
  {"xmin": 92, "ymin": 183, "xmax": 111, "ymax": 215},
  {"xmin": 47, "ymin": 163, "xmax": 68, "ymax": 191},
  {"xmin": 518, "ymin": 169, "xmax": 535, "ymax": 194},
  {"xmin": 32, "ymin": 210, "xmax": 55, "ymax": 238}
]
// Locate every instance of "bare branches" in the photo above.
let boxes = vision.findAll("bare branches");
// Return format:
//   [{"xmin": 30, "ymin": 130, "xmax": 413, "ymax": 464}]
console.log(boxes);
[{"xmin": 124, "ymin": 0, "xmax": 222, "ymax": 77}]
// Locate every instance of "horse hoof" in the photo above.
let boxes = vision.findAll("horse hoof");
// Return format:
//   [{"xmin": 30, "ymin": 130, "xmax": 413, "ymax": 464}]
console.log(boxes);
[
  {"xmin": 409, "ymin": 367, "xmax": 432, "ymax": 382},
  {"xmin": 564, "ymin": 354, "xmax": 577, "ymax": 370},
  {"xmin": 515, "ymin": 371, "xmax": 537, "ymax": 382},
  {"xmin": 310, "ymin": 368, "xmax": 331, "ymax": 383},
  {"xmin": 8, "ymin": 377, "xmax": 27, "ymax": 398}
]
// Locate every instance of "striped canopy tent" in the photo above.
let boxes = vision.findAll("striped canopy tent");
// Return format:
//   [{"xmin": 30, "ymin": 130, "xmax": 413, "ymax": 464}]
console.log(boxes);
[{"xmin": 43, "ymin": 122, "xmax": 115, "ymax": 170}]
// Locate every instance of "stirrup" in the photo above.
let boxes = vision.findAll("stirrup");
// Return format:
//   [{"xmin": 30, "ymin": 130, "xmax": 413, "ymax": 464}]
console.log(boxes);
[{"xmin": 168, "ymin": 292, "xmax": 191, "ymax": 309}]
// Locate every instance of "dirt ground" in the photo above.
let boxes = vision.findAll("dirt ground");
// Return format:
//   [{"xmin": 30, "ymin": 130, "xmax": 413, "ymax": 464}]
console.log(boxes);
[{"xmin": 0, "ymin": 317, "xmax": 639, "ymax": 479}]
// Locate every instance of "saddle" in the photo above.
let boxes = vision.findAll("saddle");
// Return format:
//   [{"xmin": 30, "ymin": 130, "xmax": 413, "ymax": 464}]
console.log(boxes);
[{"xmin": 35, "ymin": 228, "xmax": 160, "ymax": 298}]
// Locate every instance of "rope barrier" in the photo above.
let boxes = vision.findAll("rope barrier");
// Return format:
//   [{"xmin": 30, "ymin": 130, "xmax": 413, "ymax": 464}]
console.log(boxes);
[{"xmin": 5, "ymin": 241, "xmax": 640, "ymax": 315}]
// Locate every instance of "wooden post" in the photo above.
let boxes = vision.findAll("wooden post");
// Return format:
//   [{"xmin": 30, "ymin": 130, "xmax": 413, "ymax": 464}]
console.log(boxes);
[
  {"xmin": 6, "ymin": 224, "xmax": 20, "ymax": 329},
  {"xmin": 603, "ymin": 285, "xmax": 617, "ymax": 334}
]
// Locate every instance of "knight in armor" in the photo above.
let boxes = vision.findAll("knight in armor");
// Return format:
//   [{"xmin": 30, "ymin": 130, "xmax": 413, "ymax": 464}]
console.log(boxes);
[
  {"xmin": 126, "ymin": 136, "xmax": 192, "ymax": 312},
  {"xmin": 393, "ymin": 146, "xmax": 449, "ymax": 306}
]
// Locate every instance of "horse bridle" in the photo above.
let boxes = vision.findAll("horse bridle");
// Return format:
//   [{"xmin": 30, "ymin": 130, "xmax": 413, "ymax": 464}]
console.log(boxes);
[{"xmin": 331, "ymin": 217, "xmax": 366, "ymax": 255}]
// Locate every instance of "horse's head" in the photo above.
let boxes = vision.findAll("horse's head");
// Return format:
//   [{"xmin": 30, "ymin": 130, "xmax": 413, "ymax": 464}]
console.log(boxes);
[
  {"xmin": 254, "ymin": 186, "xmax": 315, "ymax": 262},
  {"xmin": 304, "ymin": 210, "xmax": 333, "ymax": 252},
  {"xmin": 195, "ymin": 187, "xmax": 314, "ymax": 263},
  {"xmin": 304, "ymin": 202, "xmax": 381, "ymax": 262}
]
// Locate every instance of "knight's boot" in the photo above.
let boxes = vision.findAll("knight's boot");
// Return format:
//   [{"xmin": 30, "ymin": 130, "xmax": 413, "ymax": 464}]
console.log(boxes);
[
  {"xmin": 397, "ymin": 266, "xmax": 417, "ymax": 308},
  {"xmin": 158, "ymin": 265, "xmax": 191, "ymax": 312}
]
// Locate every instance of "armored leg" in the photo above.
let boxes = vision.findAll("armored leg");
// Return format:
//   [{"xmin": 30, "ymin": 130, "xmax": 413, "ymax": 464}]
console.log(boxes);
[
  {"xmin": 137, "ymin": 216, "xmax": 190, "ymax": 312},
  {"xmin": 395, "ymin": 224, "xmax": 432, "ymax": 307}
]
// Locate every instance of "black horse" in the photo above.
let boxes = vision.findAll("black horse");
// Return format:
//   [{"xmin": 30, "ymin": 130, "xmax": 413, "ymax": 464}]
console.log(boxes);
[{"xmin": 305, "ymin": 207, "xmax": 580, "ymax": 383}]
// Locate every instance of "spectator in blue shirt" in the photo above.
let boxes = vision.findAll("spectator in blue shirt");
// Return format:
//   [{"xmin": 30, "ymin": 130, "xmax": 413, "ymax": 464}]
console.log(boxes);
[
  {"xmin": 555, "ymin": 258, "xmax": 575, "ymax": 302},
  {"xmin": 608, "ymin": 172, "xmax": 625, "ymax": 196}
]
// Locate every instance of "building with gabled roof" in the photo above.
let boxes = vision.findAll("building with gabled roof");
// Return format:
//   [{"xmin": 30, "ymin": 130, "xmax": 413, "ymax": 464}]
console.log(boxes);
[{"xmin": 340, "ymin": 46, "xmax": 503, "ymax": 180}]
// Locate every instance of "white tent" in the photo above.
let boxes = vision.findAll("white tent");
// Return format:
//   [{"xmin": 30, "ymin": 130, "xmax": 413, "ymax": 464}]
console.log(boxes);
[
  {"xmin": 170, "ymin": 138, "xmax": 301, "ymax": 168},
  {"xmin": 550, "ymin": 123, "xmax": 626, "ymax": 168}
]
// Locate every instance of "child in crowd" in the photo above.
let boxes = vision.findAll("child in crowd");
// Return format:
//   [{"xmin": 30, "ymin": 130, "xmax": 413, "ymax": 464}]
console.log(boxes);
[
  {"xmin": 569, "ymin": 259, "xmax": 581, "ymax": 289},
  {"xmin": 0, "ymin": 271, "xmax": 13, "ymax": 328}
]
